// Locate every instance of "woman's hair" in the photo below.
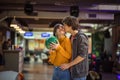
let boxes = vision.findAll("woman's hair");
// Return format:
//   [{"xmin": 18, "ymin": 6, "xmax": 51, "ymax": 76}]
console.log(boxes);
[
  {"xmin": 62, "ymin": 16, "xmax": 80, "ymax": 30},
  {"xmin": 53, "ymin": 23, "xmax": 63, "ymax": 36}
]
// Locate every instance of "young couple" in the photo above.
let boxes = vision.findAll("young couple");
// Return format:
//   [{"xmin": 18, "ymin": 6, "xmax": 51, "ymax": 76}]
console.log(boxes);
[{"xmin": 48, "ymin": 16, "xmax": 89, "ymax": 80}]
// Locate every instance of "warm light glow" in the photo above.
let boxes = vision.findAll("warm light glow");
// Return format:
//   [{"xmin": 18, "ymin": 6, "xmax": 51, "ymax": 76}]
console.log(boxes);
[
  {"xmin": 81, "ymin": 29, "xmax": 88, "ymax": 32},
  {"xmin": 85, "ymin": 33, "xmax": 91, "ymax": 36},
  {"xmin": 10, "ymin": 24, "xmax": 18, "ymax": 27},
  {"xmin": 14, "ymin": 25, "xmax": 20, "ymax": 29},
  {"xmin": 16, "ymin": 28, "xmax": 22, "ymax": 31},
  {"xmin": 10, "ymin": 16, "xmax": 18, "ymax": 28},
  {"xmin": 19, "ymin": 30, "xmax": 25, "ymax": 34},
  {"xmin": 80, "ymin": 23, "xmax": 95, "ymax": 27}
]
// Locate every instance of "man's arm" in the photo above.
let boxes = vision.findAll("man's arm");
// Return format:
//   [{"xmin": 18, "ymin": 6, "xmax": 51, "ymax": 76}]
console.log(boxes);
[
  {"xmin": 69, "ymin": 56, "xmax": 84, "ymax": 67},
  {"xmin": 60, "ymin": 56, "xmax": 84, "ymax": 70}
]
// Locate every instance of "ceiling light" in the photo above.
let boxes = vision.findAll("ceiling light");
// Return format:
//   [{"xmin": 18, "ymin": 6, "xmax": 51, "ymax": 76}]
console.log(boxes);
[
  {"xmin": 19, "ymin": 30, "xmax": 25, "ymax": 34},
  {"xmin": 80, "ymin": 23, "xmax": 95, "ymax": 28},
  {"xmin": 81, "ymin": 29, "xmax": 88, "ymax": 32},
  {"xmin": 15, "ymin": 28, "xmax": 22, "ymax": 31},
  {"xmin": 10, "ymin": 16, "xmax": 18, "ymax": 27},
  {"xmin": 13, "ymin": 25, "xmax": 20, "ymax": 29}
]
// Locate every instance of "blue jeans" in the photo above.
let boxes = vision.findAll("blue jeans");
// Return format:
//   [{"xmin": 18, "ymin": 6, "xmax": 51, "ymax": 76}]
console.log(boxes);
[
  {"xmin": 73, "ymin": 77, "xmax": 86, "ymax": 80},
  {"xmin": 52, "ymin": 67, "xmax": 70, "ymax": 80}
]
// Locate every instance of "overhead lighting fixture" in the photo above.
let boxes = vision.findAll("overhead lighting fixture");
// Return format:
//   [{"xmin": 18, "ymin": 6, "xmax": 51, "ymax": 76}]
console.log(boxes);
[
  {"xmin": 10, "ymin": 16, "xmax": 25, "ymax": 34},
  {"xmin": 14, "ymin": 25, "xmax": 20, "ymax": 29},
  {"xmin": 24, "ymin": 2, "xmax": 33, "ymax": 15},
  {"xmin": 81, "ymin": 29, "xmax": 88, "ymax": 32},
  {"xmin": 70, "ymin": 6, "xmax": 79, "ymax": 17},
  {"xmin": 19, "ymin": 30, "xmax": 25, "ymax": 34},
  {"xmin": 80, "ymin": 23, "xmax": 95, "ymax": 28},
  {"xmin": 16, "ymin": 28, "xmax": 22, "ymax": 31},
  {"xmin": 10, "ymin": 16, "xmax": 18, "ymax": 27}
]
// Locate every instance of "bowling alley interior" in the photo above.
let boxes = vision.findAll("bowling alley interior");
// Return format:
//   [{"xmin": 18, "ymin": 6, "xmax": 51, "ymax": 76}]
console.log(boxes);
[{"xmin": 0, "ymin": 0, "xmax": 120, "ymax": 80}]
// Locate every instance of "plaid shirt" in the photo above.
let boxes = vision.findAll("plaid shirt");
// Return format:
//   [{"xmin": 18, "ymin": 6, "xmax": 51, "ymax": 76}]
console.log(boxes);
[{"xmin": 71, "ymin": 31, "xmax": 89, "ymax": 78}]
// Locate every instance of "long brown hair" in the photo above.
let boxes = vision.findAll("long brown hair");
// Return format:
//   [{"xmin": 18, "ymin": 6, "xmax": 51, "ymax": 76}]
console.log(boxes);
[{"xmin": 53, "ymin": 24, "xmax": 64, "ymax": 36}]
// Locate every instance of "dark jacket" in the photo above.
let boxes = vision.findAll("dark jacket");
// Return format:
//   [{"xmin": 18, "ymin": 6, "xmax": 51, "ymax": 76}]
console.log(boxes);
[{"xmin": 71, "ymin": 31, "xmax": 89, "ymax": 78}]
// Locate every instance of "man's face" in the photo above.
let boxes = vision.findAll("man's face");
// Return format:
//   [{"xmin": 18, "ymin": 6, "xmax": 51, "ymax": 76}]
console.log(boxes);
[{"xmin": 63, "ymin": 23, "xmax": 71, "ymax": 33}]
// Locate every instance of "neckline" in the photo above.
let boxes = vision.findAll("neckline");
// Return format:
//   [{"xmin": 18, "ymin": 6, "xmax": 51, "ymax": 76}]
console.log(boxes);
[{"xmin": 59, "ymin": 36, "xmax": 66, "ymax": 44}]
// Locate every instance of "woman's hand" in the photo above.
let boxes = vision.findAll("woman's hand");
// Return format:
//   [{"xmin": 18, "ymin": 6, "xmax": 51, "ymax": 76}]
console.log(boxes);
[{"xmin": 50, "ymin": 42, "xmax": 59, "ymax": 50}]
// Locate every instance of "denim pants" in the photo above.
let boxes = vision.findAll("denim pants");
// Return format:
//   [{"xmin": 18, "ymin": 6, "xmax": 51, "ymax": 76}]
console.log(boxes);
[
  {"xmin": 73, "ymin": 77, "xmax": 86, "ymax": 80},
  {"xmin": 52, "ymin": 67, "xmax": 70, "ymax": 80}
]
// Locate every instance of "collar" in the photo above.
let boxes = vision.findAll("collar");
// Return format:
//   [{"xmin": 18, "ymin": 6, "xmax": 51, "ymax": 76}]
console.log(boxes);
[{"xmin": 72, "ymin": 30, "xmax": 82, "ymax": 39}]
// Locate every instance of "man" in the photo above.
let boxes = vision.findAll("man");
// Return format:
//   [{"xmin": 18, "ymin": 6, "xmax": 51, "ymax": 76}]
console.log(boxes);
[{"xmin": 60, "ymin": 16, "xmax": 89, "ymax": 80}]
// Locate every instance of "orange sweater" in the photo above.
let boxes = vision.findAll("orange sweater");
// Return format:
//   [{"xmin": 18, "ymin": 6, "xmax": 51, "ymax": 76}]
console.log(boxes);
[{"xmin": 49, "ymin": 36, "xmax": 72, "ymax": 66}]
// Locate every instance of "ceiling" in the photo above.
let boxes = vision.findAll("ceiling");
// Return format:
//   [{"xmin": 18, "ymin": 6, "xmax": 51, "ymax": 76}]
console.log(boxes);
[{"xmin": 0, "ymin": 0, "xmax": 120, "ymax": 32}]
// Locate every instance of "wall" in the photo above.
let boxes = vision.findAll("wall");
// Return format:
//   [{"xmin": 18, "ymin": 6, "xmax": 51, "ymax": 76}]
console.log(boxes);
[{"xmin": 112, "ymin": 26, "xmax": 120, "ymax": 61}]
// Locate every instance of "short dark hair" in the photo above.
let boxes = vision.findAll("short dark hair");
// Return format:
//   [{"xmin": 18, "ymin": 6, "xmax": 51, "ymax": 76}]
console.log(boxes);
[
  {"xmin": 53, "ymin": 24, "xmax": 63, "ymax": 36},
  {"xmin": 62, "ymin": 16, "xmax": 80, "ymax": 30}
]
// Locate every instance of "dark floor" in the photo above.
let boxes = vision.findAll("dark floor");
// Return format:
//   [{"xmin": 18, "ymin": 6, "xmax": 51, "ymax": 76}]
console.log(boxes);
[
  {"xmin": 102, "ymin": 72, "xmax": 117, "ymax": 80},
  {"xmin": 23, "ymin": 63, "xmax": 118, "ymax": 80}
]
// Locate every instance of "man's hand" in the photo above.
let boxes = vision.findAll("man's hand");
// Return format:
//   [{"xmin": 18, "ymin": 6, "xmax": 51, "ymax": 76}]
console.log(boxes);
[{"xmin": 60, "ymin": 63, "xmax": 70, "ymax": 70}]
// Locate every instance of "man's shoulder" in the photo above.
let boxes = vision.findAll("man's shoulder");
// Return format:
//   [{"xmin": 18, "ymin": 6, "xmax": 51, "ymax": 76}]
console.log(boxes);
[{"xmin": 77, "ymin": 31, "xmax": 88, "ymax": 39}]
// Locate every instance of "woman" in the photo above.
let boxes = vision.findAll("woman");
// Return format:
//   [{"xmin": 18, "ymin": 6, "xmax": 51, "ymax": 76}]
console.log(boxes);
[{"xmin": 48, "ymin": 23, "xmax": 72, "ymax": 80}]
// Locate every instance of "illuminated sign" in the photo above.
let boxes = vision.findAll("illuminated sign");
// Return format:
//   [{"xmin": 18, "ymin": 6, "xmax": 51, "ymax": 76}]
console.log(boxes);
[
  {"xmin": 24, "ymin": 32, "xmax": 33, "ymax": 37},
  {"xmin": 41, "ymin": 33, "xmax": 50, "ymax": 38}
]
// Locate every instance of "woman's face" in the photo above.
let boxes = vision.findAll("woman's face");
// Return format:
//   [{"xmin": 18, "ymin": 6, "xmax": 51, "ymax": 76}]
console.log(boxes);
[{"xmin": 55, "ymin": 26, "xmax": 65, "ymax": 36}]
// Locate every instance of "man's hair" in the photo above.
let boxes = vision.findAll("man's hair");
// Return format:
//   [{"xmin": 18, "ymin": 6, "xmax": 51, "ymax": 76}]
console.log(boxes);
[
  {"xmin": 53, "ymin": 24, "xmax": 63, "ymax": 36},
  {"xmin": 62, "ymin": 16, "xmax": 80, "ymax": 30}
]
